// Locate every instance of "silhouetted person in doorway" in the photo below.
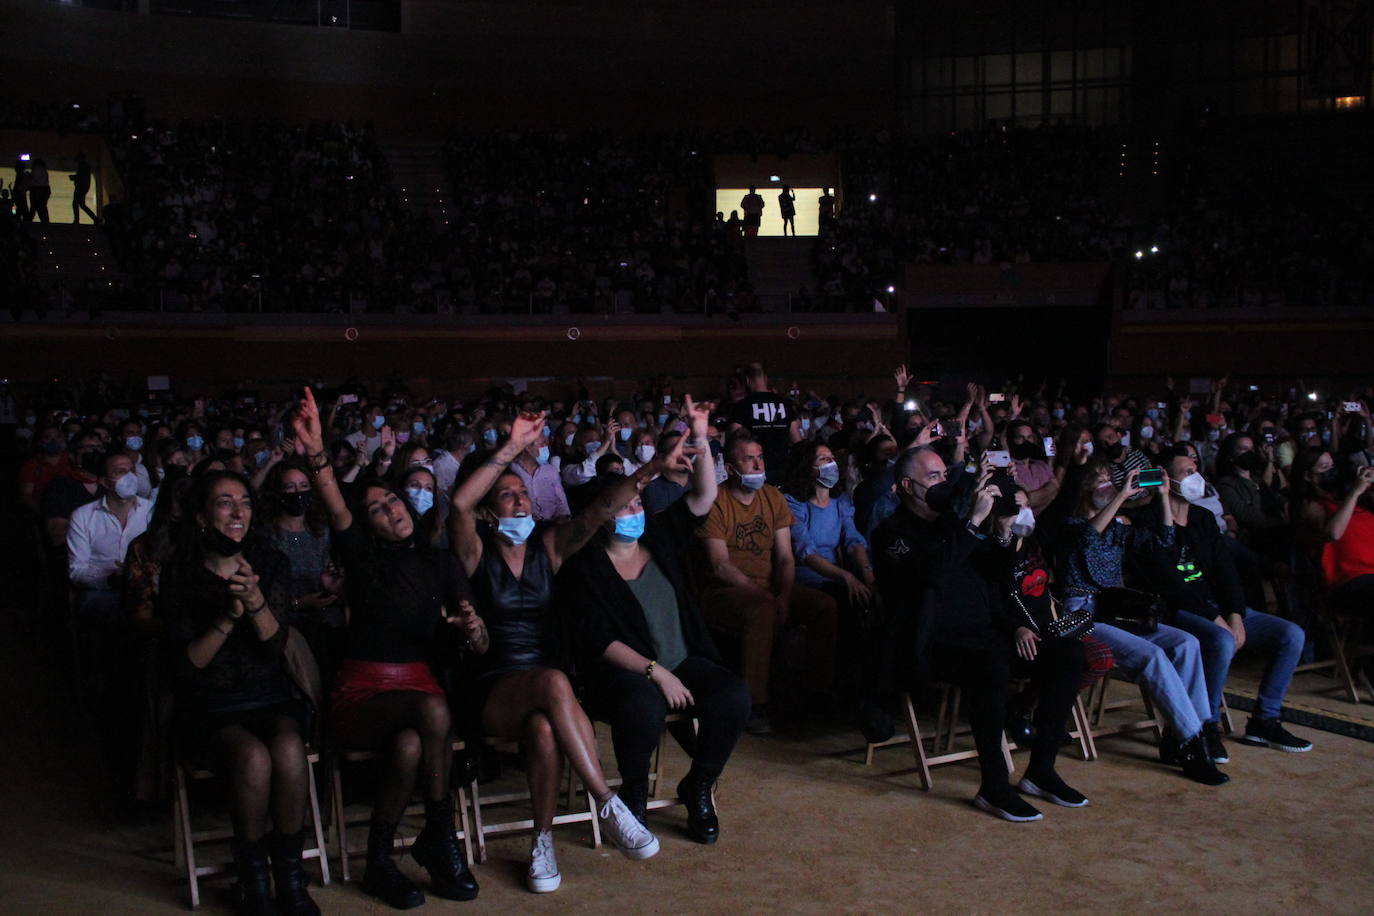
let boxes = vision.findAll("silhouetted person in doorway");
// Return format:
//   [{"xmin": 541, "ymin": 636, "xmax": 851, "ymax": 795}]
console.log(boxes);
[
  {"xmin": 71, "ymin": 151, "xmax": 98, "ymax": 224},
  {"xmin": 818, "ymin": 187, "xmax": 836, "ymax": 230},
  {"xmin": 778, "ymin": 185, "xmax": 796, "ymax": 237},
  {"xmin": 28, "ymin": 158, "xmax": 51, "ymax": 223},
  {"xmin": 740, "ymin": 186, "xmax": 764, "ymax": 237}
]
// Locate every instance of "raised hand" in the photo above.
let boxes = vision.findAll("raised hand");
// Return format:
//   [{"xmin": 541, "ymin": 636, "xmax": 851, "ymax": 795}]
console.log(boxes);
[
  {"xmin": 379, "ymin": 424, "xmax": 396, "ymax": 458},
  {"xmin": 293, "ymin": 387, "xmax": 326, "ymax": 455},
  {"xmin": 1009, "ymin": 394, "xmax": 1023, "ymax": 419},
  {"xmin": 509, "ymin": 410, "xmax": 547, "ymax": 451},
  {"xmin": 684, "ymin": 393, "xmax": 710, "ymax": 442},
  {"xmin": 894, "ymin": 364, "xmax": 911, "ymax": 391}
]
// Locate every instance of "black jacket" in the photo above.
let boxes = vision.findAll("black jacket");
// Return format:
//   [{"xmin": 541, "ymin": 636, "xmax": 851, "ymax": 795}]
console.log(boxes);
[
  {"xmin": 1133, "ymin": 504, "xmax": 1248, "ymax": 620},
  {"xmin": 559, "ymin": 501, "xmax": 721, "ymax": 690}
]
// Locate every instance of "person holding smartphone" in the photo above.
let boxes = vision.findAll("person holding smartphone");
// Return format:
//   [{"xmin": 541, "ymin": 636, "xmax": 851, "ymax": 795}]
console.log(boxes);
[{"xmin": 1005, "ymin": 420, "xmax": 1059, "ymax": 515}]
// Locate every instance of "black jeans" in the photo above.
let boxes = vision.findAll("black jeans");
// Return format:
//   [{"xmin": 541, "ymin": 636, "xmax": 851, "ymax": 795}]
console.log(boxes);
[
  {"xmin": 587, "ymin": 655, "xmax": 750, "ymax": 790},
  {"xmin": 926, "ymin": 637, "xmax": 1084, "ymax": 791}
]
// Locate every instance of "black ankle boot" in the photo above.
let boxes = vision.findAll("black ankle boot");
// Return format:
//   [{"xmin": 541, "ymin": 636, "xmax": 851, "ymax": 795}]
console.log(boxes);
[
  {"xmin": 411, "ymin": 796, "xmax": 479, "ymax": 902},
  {"xmin": 361, "ymin": 821, "xmax": 425, "ymax": 910},
  {"xmin": 619, "ymin": 779, "xmax": 650, "ymax": 826},
  {"xmin": 676, "ymin": 768, "xmax": 720, "ymax": 845},
  {"xmin": 268, "ymin": 830, "xmax": 320, "ymax": 916},
  {"xmin": 232, "ymin": 838, "xmax": 279, "ymax": 916}
]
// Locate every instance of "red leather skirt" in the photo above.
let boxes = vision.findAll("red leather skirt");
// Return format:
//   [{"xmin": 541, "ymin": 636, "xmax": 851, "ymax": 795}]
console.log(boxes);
[{"xmin": 329, "ymin": 660, "xmax": 444, "ymax": 736}]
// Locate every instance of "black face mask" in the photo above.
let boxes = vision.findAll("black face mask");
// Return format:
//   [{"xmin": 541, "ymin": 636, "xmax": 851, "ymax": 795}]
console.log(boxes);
[
  {"xmin": 1009, "ymin": 441, "xmax": 1038, "ymax": 462},
  {"xmin": 1233, "ymin": 450, "xmax": 1265, "ymax": 473},
  {"xmin": 1103, "ymin": 441, "xmax": 1125, "ymax": 461},
  {"xmin": 79, "ymin": 450, "xmax": 103, "ymax": 474},
  {"xmin": 922, "ymin": 479, "xmax": 957, "ymax": 514},
  {"xmin": 1317, "ymin": 468, "xmax": 1341, "ymax": 490},
  {"xmin": 203, "ymin": 525, "xmax": 244, "ymax": 557},
  {"xmin": 280, "ymin": 490, "xmax": 313, "ymax": 518},
  {"xmin": 161, "ymin": 464, "xmax": 187, "ymax": 484}
]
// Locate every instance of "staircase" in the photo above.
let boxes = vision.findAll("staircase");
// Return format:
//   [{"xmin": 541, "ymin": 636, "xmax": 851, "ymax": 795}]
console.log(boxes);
[
  {"xmin": 744, "ymin": 237, "xmax": 814, "ymax": 312},
  {"xmin": 379, "ymin": 134, "xmax": 452, "ymax": 224}
]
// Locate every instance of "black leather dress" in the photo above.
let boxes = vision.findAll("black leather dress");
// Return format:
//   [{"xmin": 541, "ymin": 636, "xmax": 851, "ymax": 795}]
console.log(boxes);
[{"xmin": 467, "ymin": 527, "xmax": 558, "ymax": 712}]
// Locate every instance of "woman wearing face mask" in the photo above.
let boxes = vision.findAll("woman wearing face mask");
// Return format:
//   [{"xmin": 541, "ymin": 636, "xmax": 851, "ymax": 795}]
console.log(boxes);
[
  {"xmin": 1051, "ymin": 425, "xmax": 1094, "ymax": 493},
  {"xmin": 450, "ymin": 410, "xmax": 666, "ymax": 892},
  {"xmin": 160, "ymin": 471, "xmax": 321, "ymax": 915},
  {"xmin": 1058, "ymin": 461, "xmax": 1226, "ymax": 785},
  {"xmin": 560, "ymin": 398, "xmax": 749, "ymax": 844},
  {"xmin": 180, "ymin": 423, "xmax": 207, "ymax": 464},
  {"xmin": 625, "ymin": 429, "xmax": 658, "ymax": 474},
  {"xmin": 1134, "ymin": 416, "xmax": 1164, "ymax": 459},
  {"xmin": 976, "ymin": 479, "xmax": 1098, "ymax": 807},
  {"xmin": 400, "ymin": 465, "xmax": 448, "ymax": 549},
  {"xmin": 291, "ymin": 390, "xmax": 480, "ymax": 909},
  {"xmin": 1291, "ymin": 447, "xmax": 1374, "ymax": 623},
  {"xmin": 258, "ymin": 460, "xmax": 343, "ymax": 664},
  {"xmin": 782, "ymin": 441, "xmax": 877, "ymax": 621}
]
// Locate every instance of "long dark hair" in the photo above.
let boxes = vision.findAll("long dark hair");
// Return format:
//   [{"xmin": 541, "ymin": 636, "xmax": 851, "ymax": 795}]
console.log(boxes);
[
  {"xmin": 1288, "ymin": 446, "xmax": 1331, "ymax": 521},
  {"xmin": 338, "ymin": 476, "xmax": 436, "ymax": 614},
  {"xmin": 782, "ymin": 439, "xmax": 837, "ymax": 500},
  {"xmin": 161, "ymin": 470, "xmax": 261, "ymax": 606},
  {"xmin": 258, "ymin": 457, "xmax": 329, "ymax": 536}
]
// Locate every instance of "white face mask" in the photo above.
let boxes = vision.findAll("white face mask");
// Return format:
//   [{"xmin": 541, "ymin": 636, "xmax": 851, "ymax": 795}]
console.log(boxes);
[
  {"xmin": 113, "ymin": 473, "xmax": 139, "ymax": 500},
  {"xmin": 1139, "ymin": 425, "xmax": 1155, "ymax": 440},
  {"xmin": 1010, "ymin": 506, "xmax": 1036, "ymax": 536},
  {"xmin": 1082, "ymin": 440, "xmax": 1095, "ymax": 457},
  {"xmin": 1175, "ymin": 472, "xmax": 1207, "ymax": 502},
  {"xmin": 635, "ymin": 444, "xmax": 656, "ymax": 464}
]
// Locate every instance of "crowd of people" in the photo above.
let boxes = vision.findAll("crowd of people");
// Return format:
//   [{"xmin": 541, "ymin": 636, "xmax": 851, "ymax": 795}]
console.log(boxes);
[
  {"xmin": 6, "ymin": 357, "xmax": 1371, "ymax": 912},
  {"xmin": 7, "ymin": 110, "xmax": 1374, "ymax": 317}
]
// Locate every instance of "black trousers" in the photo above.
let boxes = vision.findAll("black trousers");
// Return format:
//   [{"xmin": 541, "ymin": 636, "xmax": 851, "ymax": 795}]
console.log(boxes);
[
  {"xmin": 586, "ymin": 655, "xmax": 750, "ymax": 790},
  {"xmin": 926, "ymin": 637, "xmax": 1084, "ymax": 791}
]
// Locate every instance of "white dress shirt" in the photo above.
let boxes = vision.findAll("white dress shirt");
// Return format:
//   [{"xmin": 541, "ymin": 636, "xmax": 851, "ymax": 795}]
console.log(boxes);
[{"xmin": 67, "ymin": 494, "xmax": 154, "ymax": 589}]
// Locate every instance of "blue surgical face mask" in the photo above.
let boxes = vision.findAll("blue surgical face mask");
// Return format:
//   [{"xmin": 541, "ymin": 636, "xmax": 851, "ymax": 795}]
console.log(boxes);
[
  {"xmin": 738, "ymin": 471, "xmax": 767, "ymax": 491},
  {"xmin": 1052, "ymin": 408, "xmax": 1066, "ymax": 420},
  {"xmin": 255, "ymin": 449, "xmax": 271, "ymax": 467},
  {"xmin": 412, "ymin": 420, "xmax": 427, "ymax": 434},
  {"xmin": 613, "ymin": 511, "xmax": 646, "ymax": 542},
  {"xmin": 536, "ymin": 445, "xmax": 550, "ymax": 464},
  {"xmin": 483, "ymin": 428, "xmax": 498, "ymax": 445},
  {"xmin": 543, "ymin": 425, "xmax": 551, "ymax": 438},
  {"xmin": 801, "ymin": 418, "xmax": 811, "ymax": 431},
  {"xmin": 497, "ymin": 514, "xmax": 536, "ymax": 545},
  {"xmin": 619, "ymin": 427, "xmax": 633, "ymax": 442},
  {"xmin": 124, "ymin": 435, "xmax": 143, "ymax": 452},
  {"xmin": 657, "ymin": 413, "xmax": 669, "ymax": 426},
  {"xmin": 585, "ymin": 441, "xmax": 601, "ymax": 456},
  {"xmin": 1145, "ymin": 408, "xmax": 1159, "ymax": 420},
  {"xmin": 373, "ymin": 415, "xmax": 386, "ymax": 430},
  {"xmin": 406, "ymin": 487, "xmax": 434, "ymax": 515},
  {"xmin": 564, "ymin": 434, "xmax": 575, "ymax": 447},
  {"xmin": 186, "ymin": 435, "xmax": 204, "ymax": 451},
  {"xmin": 816, "ymin": 460, "xmax": 840, "ymax": 489},
  {"xmin": 396, "ymin": 431, "xmax": 411, "ymax": 445},
  {"xmin": 232, "ymin": 436, "xmax": 245, "ymax": 449}
]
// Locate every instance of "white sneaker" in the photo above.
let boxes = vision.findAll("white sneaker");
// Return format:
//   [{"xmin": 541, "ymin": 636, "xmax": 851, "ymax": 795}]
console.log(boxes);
[
  {"xmin": 527, "ymin": 829, "xmax": 561, "ymax": 893},
  {"xmin": 598, "ymin": 793, "xmax": 660, "ymax": 860}
]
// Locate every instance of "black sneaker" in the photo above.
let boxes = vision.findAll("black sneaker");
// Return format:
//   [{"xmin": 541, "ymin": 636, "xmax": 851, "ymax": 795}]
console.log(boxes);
[
  {"xmin": 1203, "ymin": 721, "xmax": 1229, "ymax": 764},
  {"xmin": 745, "ymin": 705, "xmax": 772, "ymax": 735},
  {"xmin": 1017, "ymin": 771, "xmax": 1089, "ymax": 808},
  {"xmin": 1240, "ymin": 717, "xmax": 1313, "ymax": 753},
  {"xmin": 1178, "ymin": 734, "xmax": 1230, "ymax": 786},
  {"xmin": 973, "ymin": 785, "xmax": 1043, "ymax": 822},
  {"xmin": 1158, "ymin": 730, "xmax": 1182, "ymax": 765}
]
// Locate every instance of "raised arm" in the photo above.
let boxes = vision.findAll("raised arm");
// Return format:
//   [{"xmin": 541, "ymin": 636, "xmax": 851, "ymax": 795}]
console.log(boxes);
[
  {"xmin": 292, "ymin": 387, "xmax": 352, "ymax": 531},
  {"xmin": 549, "ymin": 453, "xmax": 669, "ymax": 569},
  {"xmin": 681, "ymin": 394, "xmax": 719, "ymax": 516},
  {"xmin": 450, "ymin": 410, "xmax": 545, "ymax": 576}
]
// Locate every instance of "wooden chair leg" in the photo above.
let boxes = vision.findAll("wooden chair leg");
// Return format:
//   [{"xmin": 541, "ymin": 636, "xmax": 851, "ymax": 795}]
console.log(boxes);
[
  {"xmin": 585, "ymin": 778, "xmax": 603, "ymax": 849},
  {"xmin": 1139, "ymin": 685, "xmax": 1164, "ymax": 741},
  {"xmin": 902, "ymin": 693, "xmax": 933, "ymax": 792},
  {"xmin": 329, "ymin": 757, "xmax": 350, "ymax": 883},
  {"xmin": 944, "ymin": 688, "xmax": 963, "ymax": 753},
  {"xmin": 455, "ymin": 783, "xmax": 475, "ymax": 868},
  {"xmin": 1070, "ymin": 695, "xmax": 1098, "ymax": 761},
  {"xmin": 1330, "ymin": 617, "xmax": 1364, "ymax": 704},
  {"xmin": 1000, "ymin": 731, "xmax": 1014, "ymax": 776},
  {"xmin": 468, "ymin": 780, "xmax": 488, "ymax": 865},
  {"xmin": 1219, "ymin": 695, "xmax": 1234, "ymax": 735},
  {"xmin": 306, "ymin": 757, "xmax": 331, "ymax": 886},
  {"xmin": 651, "ymin": 727, "xmax": 669, "ymax": 799},
  {"xmin": 173, "ymin": 763, "xmax": 200, "ymax": 909}
]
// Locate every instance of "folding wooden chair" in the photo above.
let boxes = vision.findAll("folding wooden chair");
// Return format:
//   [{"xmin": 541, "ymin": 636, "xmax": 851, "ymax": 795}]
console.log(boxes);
[
  {"xmin": 327, "ymin": 738, "xmax": 475, "ymax": 883},
  {"xmin": 864, "ymin": 685, "xmax": 1015, "ymax": 791},
  {"xmin": 172, "ymin": 750, "xmax": 330, "ymax": 909},
  {"xmin": 467, "ymin": 735, "xmax": 601, "ymax": 864},
  {"xmin": 600, "ymin": 712, "xmax": 703, "ymax": 817}
]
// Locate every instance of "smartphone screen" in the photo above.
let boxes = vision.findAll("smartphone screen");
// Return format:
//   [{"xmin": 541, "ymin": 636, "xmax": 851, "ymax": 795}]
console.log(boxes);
[
  {"xmin": 987, "ymin": 449, "xmax": 1011, "ymax": 468},
  {"xmin": 1042, "ymin": 436, "xmax": 1056, "ymax": 457},
  {"xmin": 1137, "ymin": 468, "xmax": 1165, "ymax": 487}
]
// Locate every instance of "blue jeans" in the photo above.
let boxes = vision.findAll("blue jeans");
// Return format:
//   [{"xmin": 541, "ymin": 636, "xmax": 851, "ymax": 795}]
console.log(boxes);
[
  {"xmin": 1067, "ymin": 597, "xmax": 1210, "ymax": 741},
  {"xmin": 1172, "ymin": 609, "xmax": 1303, "ymax": 721}
]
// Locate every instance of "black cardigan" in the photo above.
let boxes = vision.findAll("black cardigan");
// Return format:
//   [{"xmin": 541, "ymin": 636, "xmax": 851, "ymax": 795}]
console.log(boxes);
[{"xmin": 559, "ymin": 501, "xmax": 721, "ymax": 685}]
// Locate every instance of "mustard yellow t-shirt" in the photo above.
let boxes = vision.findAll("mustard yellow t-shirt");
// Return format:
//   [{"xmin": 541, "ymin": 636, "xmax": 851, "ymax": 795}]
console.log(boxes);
[{"xmin": 697, "ymin": 485, "xmax": 795, "ymax": 589}]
